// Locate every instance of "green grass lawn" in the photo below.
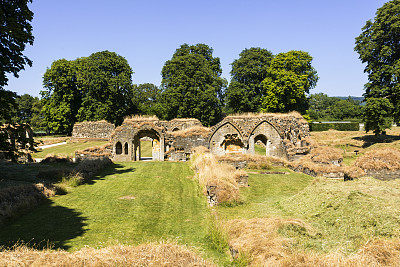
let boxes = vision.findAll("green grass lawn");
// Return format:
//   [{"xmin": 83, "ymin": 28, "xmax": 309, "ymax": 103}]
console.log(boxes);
[
  {"xmin": 216, "ymin": 168, "xmax": 313, "ymax": 220},
  {"xmin": 2, "ymin": 159, "xmax": 398, "ymax": 263},
  {"xmin": 254, "ymin": 144, "xmax": 266, "ymax": 155},
  {"xmin": 32, "ymin": 141, "xmax": 108, "ymax": 158},
  {"xmin": 140, "ymin": 140, "xmax": 153, "ymax": 157},
  {"xmin": 0, "ymin": 161, "xmax": 228, "ymax": 263}
]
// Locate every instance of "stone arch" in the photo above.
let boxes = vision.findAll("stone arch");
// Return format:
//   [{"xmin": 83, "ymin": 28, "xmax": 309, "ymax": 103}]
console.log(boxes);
[
  {"xmin": 116, "ymin": 142, "xmax": 122, "ymax": 155},
  {"xmin": 208, "ymin": 121, "xmax": 245, "ymax": 156},
  {"xmin": 132, "ymin": 125, "xmax": 165, "ymax": 161},
  {"xmin": 124, "ymin": 142, "xmax": 128, "ymax": 154},
  {"xmin": 248, "ymin": 121, "xmax": 285, "ymax": 158},
  {"xmin": 172, "ymin": 128, "xmax": 180, "ymax": 132}
]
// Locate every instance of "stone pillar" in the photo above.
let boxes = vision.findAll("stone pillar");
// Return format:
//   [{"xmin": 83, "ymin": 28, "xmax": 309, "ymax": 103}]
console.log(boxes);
[
  {"xmin": 248, "ymin": 135, "xmax": 255, "ymax": 155},
  {"xmin": 266, "ymin": 140, "xmax": 272, "ymax": 156},
  {"xmin": 160, "ymin": 137, "xmax": 165, "ymax": 161}
]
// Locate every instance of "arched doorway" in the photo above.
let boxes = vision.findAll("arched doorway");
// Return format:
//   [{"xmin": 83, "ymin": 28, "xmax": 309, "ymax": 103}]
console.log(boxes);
[
  {"xmin": 133, "ymin": 129, "xmax": 164, "ymax": 161},
  {"xmin": 208, "ymin": 122, "xmax": 245, "ymax": 156},
  {"xmin": 248, "ymin": 121, "xmax": 285, "ymax": 157}
]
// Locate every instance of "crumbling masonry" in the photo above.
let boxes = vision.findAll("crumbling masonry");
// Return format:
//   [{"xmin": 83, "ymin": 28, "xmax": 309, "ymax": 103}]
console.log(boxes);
[{"xmin": 72, "ymin": 113, "xmax": 311, "ymax": 161}]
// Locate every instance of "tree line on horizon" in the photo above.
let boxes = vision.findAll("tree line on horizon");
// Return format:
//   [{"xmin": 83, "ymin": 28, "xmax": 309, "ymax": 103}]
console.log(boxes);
[
  {"xmin": 1, "ymin": 0, "xmax": 399, "ymax": 142},
  {"xmin": 6, "ymin": 45, "xmax": 365, "ymax": 134}
]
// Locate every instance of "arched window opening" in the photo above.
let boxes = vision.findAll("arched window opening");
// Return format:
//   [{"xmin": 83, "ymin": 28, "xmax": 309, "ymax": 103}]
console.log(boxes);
[
  {"xmin": 221, "ymin": 134, "xmax": 244, "ymax": 153},
  {"xmin": 116, "ymin": 142, "xmax": 122, "ymax": 155},
  {"xmin": 124, "ymin": 142, "xmax": 128, "ymax": 154},
  {"xmin": 254, "ymin": 134, "xmax": 268, "ymax": 155}
]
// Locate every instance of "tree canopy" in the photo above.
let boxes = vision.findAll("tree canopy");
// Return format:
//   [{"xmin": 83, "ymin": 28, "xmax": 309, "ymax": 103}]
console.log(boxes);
[
  {"xmin": 160, "ymin": 43, "xmax": 226, "ymax": 126},
  {"xmin": 0, "ymin": 0, "xmax": 34, "ymax": 89},
  {"xmin": 41, "ymin": 51, "xmax": 133, "ymax": 134},
  {"xmin": 76, "ymin": 51, "xmax": 133, "ymax": 125},
  {"xmin": 0, "ymin": 0, "xmax": 35, "ymax": 161},
  {"xmin": 261, "ymin": 51, "xmax": 318, "ymax": 114},
  {"xmin": 130, "ymin": 83, "xmax": 162, "ymax": 116},
  {"xmin": 355, "ymin": 0, "xmax": 400, "ymax": 134},
  {"xmin": 308, "ymin": 93, "xmax": 363, "ymax": 121},
  {"xmin": 225, "ymin": 47, "xmax": 273, "ymax": 113}
]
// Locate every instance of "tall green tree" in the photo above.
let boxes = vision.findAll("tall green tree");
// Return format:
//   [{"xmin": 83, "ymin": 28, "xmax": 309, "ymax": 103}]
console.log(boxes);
[
  {"xmin": 355, "ymin": 0, "xmax": 400, "ymax": 134},
  {"xmin": 161, "ymin": 43, "xmax": 226, "ymax": 126},
  {"xmin": 41, "ymin": 59, "xmax": 80, "ymax": 134},
  {"xmin": 130, "ymin": 83, "xmax": 162, "ymax": 115},
  {"xmin": 0, "ymin": 0, "xmax": 34, "ymax": 161},
  {"xmin": 0, "ymin": 0, "xmax": 34, "ymax": 88},
  {"xmin": 41, "ymin": 51, "xmax": 133, "ymax": 133},
  {"xmin": 261, "ymin": 51, "xmax": 318, "ymax": 113},
  {"xmin": 363, "ymin": 98, "xmax": 393, "ymax": 135},
  {"xmin": 76, "ymin": 51, "xmax": 133, "ymax": 125},
  {"xmin": 225, "ymin": 47, "xmax": 273, "ymax": 113}
]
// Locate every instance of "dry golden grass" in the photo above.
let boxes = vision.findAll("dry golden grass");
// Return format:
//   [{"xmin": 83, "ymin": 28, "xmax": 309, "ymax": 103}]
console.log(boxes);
[
  {"xmin": 0, "ymin": 243, "xmax": 215, "ymax": 267},
  {"xmin": 355, "ymin": 147, "xmax": 400, "ymax": 171},
  {"xmin": 123, "ymin": 114, "xmax": 159, "ymax": 121},
  {"xmin": 227, "ymin": 111, "xmax": 305, "ymax": 120},
  {"xmin": 225, "ymin": 217, "xmax": 400, "ymax": 266},
  {"xmin": 170, "ymin": 118, "xmax": 201, "ymax": 122},
  {"xmin": 279, "ymin": 239, "xmax": 400, "ymax": 267},
  {"xmin": 310, "ymin": 129, "xmax": 365, "ymax": 148},
  {"xmin": 307, "ymin": 146, "xmax": 343, "ymax": 164},
  {"xmin": 343, "ymin": 166, "xmax": 366, "ymax": 179},
  {"xmin": 170, "ymin": 126, "xmax": 210, "ymax": 138},
  {"xmin": 40, "ymin": 154, "xmax": 71, "ymax": 163},
  {"xmin": 75, "ymin": 143, "xmax": 112, "ymax": 157},
  {"xmin": 190, "ymin": 152, "xmax": 240, "ymax": 204},
  {"xmin": 0, "ymin": 184, "xmax": 56, "ymax": 225},
  {"xmin": 226, "ymin": 217, "xmax": 314, "ymax": 266},
  {"xmin": 215, "ymin": 153, "xmax": 285, "ymax": 168}
]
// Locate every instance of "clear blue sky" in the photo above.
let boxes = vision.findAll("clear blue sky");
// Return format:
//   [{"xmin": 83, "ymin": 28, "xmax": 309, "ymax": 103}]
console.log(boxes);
[{"xmin": 5, "ymin": 0, "xmax": 389, "ymax": 97}]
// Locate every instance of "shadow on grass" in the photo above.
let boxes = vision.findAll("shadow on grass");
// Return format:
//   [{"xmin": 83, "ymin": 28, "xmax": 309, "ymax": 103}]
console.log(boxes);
[
  {"xmin": 353, "ymin": 134, "xmax": 400, "ymax": 148},
  {"xmin": 0, "ymin": 163, "xmax": 136, "ymax": 250},
  {"xmin": 84, "ymin": 163, "xmax": 136, "ymax": 185},
  {"xmin": 0, "ymin": 199, "xmax": 87, "ymax": 250}
]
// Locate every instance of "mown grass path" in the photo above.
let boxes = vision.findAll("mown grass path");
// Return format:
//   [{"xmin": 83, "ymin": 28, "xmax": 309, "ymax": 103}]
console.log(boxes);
[
  {"xmin": 0, "ymin": 162, "xmax": 211, "ymax": 253},
  {"xmin": 32, "ymin": 141, "xmax": 108, "ymax": 158}
]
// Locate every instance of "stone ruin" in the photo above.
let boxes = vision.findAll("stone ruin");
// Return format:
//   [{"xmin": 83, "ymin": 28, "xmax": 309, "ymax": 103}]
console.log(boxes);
[
  {"xmin": 71, "ymin": 120, "xmax": 116, "ymax": 141},
  {"xmin": 103, "ymin": 112, "xmax": 311, "ymax": 162}
]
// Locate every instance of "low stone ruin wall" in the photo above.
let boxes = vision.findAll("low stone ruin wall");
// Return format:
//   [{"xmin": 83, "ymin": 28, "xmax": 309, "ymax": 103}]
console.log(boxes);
[
  {"xmin": 75, "ymin": 143, "xmax": 112, "ymax": 162},
  {"xmin": 71, "ymin": 121, "xmax": 115, "ymax": 141},
  {"xmin": 366, "ymin": 170, "xmax": 400, "ymax": 181},
  {"xmin": 165, "ymin": 134, "xmax": 208, "ymax": 161}
]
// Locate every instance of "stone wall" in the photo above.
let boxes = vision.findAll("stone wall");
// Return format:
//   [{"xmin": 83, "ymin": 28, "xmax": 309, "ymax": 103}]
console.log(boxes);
[
  {"xmin": 107, "ymin": 112, "xmax": 310, "ymax": 162},
  {"xmin": 165, "ymin": 134, "xmax": 208, "ymax": 161},
  {"xmin": 208, "ymin": 112, "xmax": 310, "ymax": 160},
  {"xmin": 71, "ymin": 121, "xmax": 115, "ymax": 141}
]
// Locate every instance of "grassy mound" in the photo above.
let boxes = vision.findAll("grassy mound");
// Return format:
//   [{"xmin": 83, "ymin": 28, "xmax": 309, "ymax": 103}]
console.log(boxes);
[{"xmin": 277, "ymin": 177, "xmax": 400, "ymax": 253}]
